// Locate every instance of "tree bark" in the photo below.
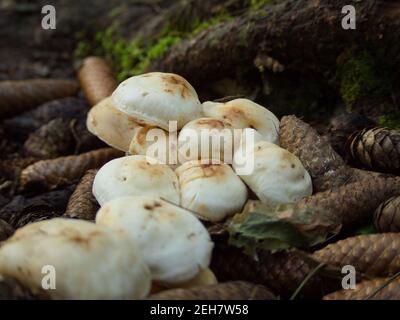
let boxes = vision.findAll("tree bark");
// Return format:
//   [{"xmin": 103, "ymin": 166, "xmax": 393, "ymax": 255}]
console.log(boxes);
[{"xmin": 149, "ymin": 0, "xmax": 400, "ymax": 87}]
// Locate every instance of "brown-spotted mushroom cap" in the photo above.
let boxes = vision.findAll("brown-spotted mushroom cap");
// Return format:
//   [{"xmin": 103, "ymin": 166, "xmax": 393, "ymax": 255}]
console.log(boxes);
[
  {"xmin": 233, "ymin": 140, "xmax": 312, "ymax": 204},
  {"xmin": 92, "ymin": 155, "xmax": 180, "ymax": 206},
  {"xmin": 177, "ymin": 118, "xmax": 239, "ymax": 164},
  {"xmin": 0, "ymin": 218, "xmax": 151, "ymax": 299},
  {"xmin": 111, "ymin": 73, "xmax": 202, "ymax": 131},
  {"xmin": 86, "ymin": 97, "xmax": 143, "ymax": 152},
  {"xmin": 128, "ymin": 126, "xmax": 178, "ymax": 169},
  {"xmin": 96, "ymin": 196, "xmax": 214, "ymax": 284},
  {"xmin": 202, "ymin": 99, "xmax": 280, "ymax": 144},
  {"xmin": 175, "ymin": 160, "xmax": 248, "ymax": 222}
]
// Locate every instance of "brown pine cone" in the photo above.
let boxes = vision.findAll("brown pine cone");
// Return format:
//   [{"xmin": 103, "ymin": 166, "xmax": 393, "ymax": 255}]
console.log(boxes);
[
  {"xmin": 3, "ymin": 97, "xmax": 87, "ymax": 141},
  {"xmin": 0, "ymin": 79, "xmax": 79, "ymax": 118},
  {"xmin": 211, "ymin": 243, "xmax": 339, "ymax": 298},
  {"xmin": 19, "ymin": 148, "xmax": 123, "ymax": 192},
  {"xmin": 0, "ymin": 219, "xmax": 14, "ymax": 241},
  {"xmin": 324, "ymin": 113, "xmax": 375, "ymax": 157},
  {"xmin": 149, "ymin": 281, "xmax": 276, "ymax": 300},
  {"xmin": 324, "ymin": 277, "xmax": 400, "ymax": 300},
  {"xmin": 374, "ymin": 196, "xmax": 400, "ymax": 232},
  {"xmin": 64, "ymin": 169, "xmax": 99, "ymax": 221},
  {"xmin": 23, "ymin": 118, "xmax": 75, "ymax": 159},
  {"xmin": 78, "ymin": 57, "xmax": 117, "ymax": 106},
  {"xmin": 346, "ymin": 127, "xmax": 400, "ymax": 174},
  {"xmin": 279, "ymin": 115, "xmax": 353, "ymax": 192},
  {"xmin": 279, "ymin": 116, "xmax": 389, "ymax": 192},
  {"xmin": 299, "ymin": 177, "xmax": 400, "ymax": 229},
  {"xmin": 0, "ymin": 187, "xmax": 74, "ymax": 228},
  {"xmin": 312, "ymin": 233, "xmax": 400, "ymax": 277}
]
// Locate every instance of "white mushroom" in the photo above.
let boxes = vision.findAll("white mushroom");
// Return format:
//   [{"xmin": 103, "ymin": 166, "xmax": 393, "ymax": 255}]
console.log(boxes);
[
  {"xmin": 96, "ymin": 196, "xmax": 214, "ymax": 284},
  {"xmin": 202, "ymin": 99, "xmax": 280, "ymax": 144},
  {"xmin": 129, "ymin": 126, "xmax": 178, "ymax": 169},
  {"xmin": 233, "ymin": 139, "xmax": 312, "ymax": 204},
  {"xmin": 176, "ymin": 160, "xmax": 248, "ymax": 222},
  {"xmin": 0, "ymin": 218, "xmax": 151, "ymax": 299},
  {"xmin": 178, "ymin": 117, "xmax": 239, "ymax": 164},
  {"xmin": 93, "ymin": 155, "xmax": 180, "ymax": 206},
  {"xmin": 111, "ymin": 72, "xmax": 202, "ymax": 131},
  {"xmin": 86, "ymin": 97, "xmax": 144, "ymax": 152}
]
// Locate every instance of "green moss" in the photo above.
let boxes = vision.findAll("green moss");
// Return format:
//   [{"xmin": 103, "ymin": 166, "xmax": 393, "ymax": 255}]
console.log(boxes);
[
  {"xmin": 74, "ymin": 11, "xmax": 232, "ymax": 81},
  {"xmin": 339, "ymin": 51, "xmax": 391, "ymax": 110},
  {"xmin": 378, "ymin": 107, "xmax": 400, "ymax": 130},
  {"xmin": 190, "ymin": 14, "xmax": 233, "ymax": 36}
]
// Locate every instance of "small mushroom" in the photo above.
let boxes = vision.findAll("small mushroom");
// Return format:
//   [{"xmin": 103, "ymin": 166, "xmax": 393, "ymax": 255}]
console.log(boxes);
[
  {"xmin": 202, "ymin": 99, "xmax": 280, "ymax": 144},
  {"xmin": 96, "ymin": 196, "xmax": 214, "ymax": 284},
  {"xmin": 176, "ymin": 160, "xmax": 248, "ymax": 222},
  {"xmin": 92, "ymin": 155, "xmax": 180, "ymax": 206},
  {"xmin": 129, "ymin": 126, "xmax": 178, "ymax": 168},
  {"xmin": 178, "ymin": 117, "xmax": 238, "ymax": 164},
  {"xmin": 233, "ymin": 138, "xmax": 312, "ymax": 205},
  {"xmin": 86, "ymin": 97, "xmax": 143, "ymax": 152},
  {"xmin": 0, "ymin": 218, "xmax": 151, "ymax": 299},
  {"xmin": 111, "ymin": 73, "xmax": 202, "ymax": 130}
]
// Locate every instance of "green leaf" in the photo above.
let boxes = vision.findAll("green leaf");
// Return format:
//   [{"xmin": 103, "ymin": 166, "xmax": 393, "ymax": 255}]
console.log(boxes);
[{"xmin": 227, "ymin": 201, "xmax": 341, "ymax": 254}]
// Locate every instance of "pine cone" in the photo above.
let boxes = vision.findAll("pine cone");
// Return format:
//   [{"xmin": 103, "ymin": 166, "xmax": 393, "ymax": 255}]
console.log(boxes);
[
  {"xmin": 78, "ymin": 57, "xmax": 117, "ymax": 106},
  {"xmin": 299, "ymin": 177, "xmax": 400, "ymax": 229},
  {"xmin": 211, "ymin": 243, "xmax": 339, "ymax": 298},
  {"xmin": 279, "ymin": 115, "xmax": 351, "ymax": 192},
  {"xmin": 312, "ymin": 233, "xmax": 400, "ymax": 277},
  {"xmin": 64, "ymin": 169, "xmax": 99, "ymax": 221},
  {"xmin": 19, "ymin": 148, "xmax": 123, "ymax": 192},
  {"xmin": 324, "ymin": 113, "xmax": 375, "ymax": 157},
  {"xmin": 324, "ymin": 277, "xmax": 400, "ymax": 300},
  {"xmin": 0, "ymin": 79, "xmax": 79, "ymax": 118},
  {"xmin": 0, "ymin": 187, "xmax": 74, "ymax": 228},
  {"xmin": 279, "ymin": 116, "xmax": 389, "ymax": 193},
  {"xmin": 0, "ymin": 219, "xmax": 14, "ymax": 241},
  {"xmin": 3, "ymin": 97, "xmax": 87, "ymax": 141},
  {"xmin": 346, "ymin": 127, "xmax": 400, "ymax": 174},
  {"xmin": 374, "ymin": 196, "xmax": 400, "ymax": 232},
  {"xmin": 23, "ymin": 118, "xmax": 75, "ymax": 159},
  {"xmin": 149, "ymin": 281, "xmax": 276, "ymax": 300}
]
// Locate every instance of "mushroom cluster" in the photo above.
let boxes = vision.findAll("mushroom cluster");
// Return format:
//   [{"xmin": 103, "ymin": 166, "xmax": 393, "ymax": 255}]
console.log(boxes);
[
  {"xmin": 86, "ymin": 72, "xmax": 312, "ymax": 291},
  {"xmin": 0, "ymin": 72, "xmax": 313, "ymax": 299}
]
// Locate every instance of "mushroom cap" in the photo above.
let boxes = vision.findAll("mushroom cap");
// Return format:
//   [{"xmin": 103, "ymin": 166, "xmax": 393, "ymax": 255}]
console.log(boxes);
[
  {"xmin": 178, "ymin": 117, "xmax": 239, "ymax": 164},
  {"xmin": 96, "ymin": 196, "xmax": 214, "ymax": 284},
  {"xmin": 93, "ymin": 155, "xmax": 180, "ymax": 206},
  {"xmin": 176, "ymin": 160, "xmax": 248, "ymax": 222},
  {"xmin": 202, "ymin": 99, "xmax": 280, "ymax": 144},
  {"xmin": 111, "ymin": 73, "xmax": 202, "ymax": 131},
  {"xmin": 233, "ymin": 140, "xmax": 312, "ymax": 204},
  {"xmin": 128, "ymin": 126, "xmax": 178, "ymax": 169},
  {"xmin": 86, "ymin": 97, "xmax": 142, "ymax": 152},
  {"xmin": 0, "ymin": 218, "xmax": 151, "ymax": 299}
]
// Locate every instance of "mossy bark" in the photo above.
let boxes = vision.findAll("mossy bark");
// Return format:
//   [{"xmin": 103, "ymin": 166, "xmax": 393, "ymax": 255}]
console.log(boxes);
[{"xmin": 149, "ymin": 0, "xmax": 400, "ymax": 89}]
